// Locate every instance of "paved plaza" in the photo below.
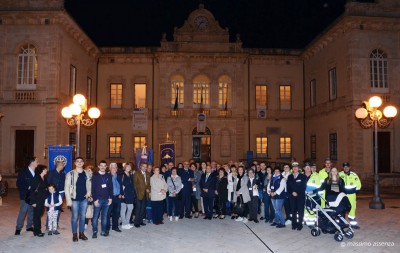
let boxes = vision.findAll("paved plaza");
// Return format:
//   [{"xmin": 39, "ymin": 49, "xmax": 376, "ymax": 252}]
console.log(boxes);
[{"xmin": 0, "ymin": 189, "xmax": 399, "ymax": 253}]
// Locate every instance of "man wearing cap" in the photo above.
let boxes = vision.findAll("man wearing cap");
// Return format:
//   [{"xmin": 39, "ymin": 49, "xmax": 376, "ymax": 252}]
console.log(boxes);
[
  {"xmin": 287, "ymin": 162, "xmax": 307, "ymax": 230},
  {"xmin": 339, "ymin": 162, "xmax": 361, "ymax": 229},
  {"xmin": 318, "ymin": 158, "xmax": 332, "ymax": 207}
]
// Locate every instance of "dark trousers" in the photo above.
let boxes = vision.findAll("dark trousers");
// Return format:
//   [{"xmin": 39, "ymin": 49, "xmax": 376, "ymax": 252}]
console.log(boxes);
[
  {"xmin": 289, "ymin": 195, "xmax": 305, "ymax": 227},
  {"xmin": 107, "ymin": 196, "xmax": 121, "ymax": 231},
  {"xmin": 151, "ymin": 200, "xmax": 164, "ymax": 224},
  {"xmin": 215, "ymin": 195, "xmax": 226, "ymax": 215},
  {"xmin": 284, "ymin": 196, "xmax": 291, "ymax": 220},
  {"xmin": 203, "ymin": 196, "xmax": 214, "ymax": 218},
  {"xmin": 168, "ymin": 196, "xmax": 179, "ymax": 217},
  {"xmin": 248, "ymin": 196, "xmax": 259, "ymax": 220},
  {"xmin": 33, "ymin": 204, "xmax": 44, "ymax": 234},
  {"xmin": 237, "ymin": 196, "xmax": 249, "ymax": 218},
  {"xmin": 179, "ymin": 191, "xmax": 191, "ymax": 217},
  {"xmin": 263, "ymin": 194, "xmax": 275, "ymax": 222},
  {"xmin": 191, "ymin": 195, "xmax": 199, "ymax": 213},
  {"xmin": 134, "ymin": 196, "xmax": 147, "ymax": 226}
]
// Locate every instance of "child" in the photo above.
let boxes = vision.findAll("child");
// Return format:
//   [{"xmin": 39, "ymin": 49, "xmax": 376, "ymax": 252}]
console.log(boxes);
[{"xmin": 45, "ymin": 183, "xmax": 63, "ymax": 235}]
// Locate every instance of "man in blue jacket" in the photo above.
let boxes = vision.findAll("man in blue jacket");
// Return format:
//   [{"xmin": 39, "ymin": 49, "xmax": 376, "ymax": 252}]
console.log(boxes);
[
  {"xmin": 199, "ymin": 165, "xmax": 216, "ymax": 220},
  {"xmin": 178, "ymin": 161, "xmax": 194, "ymax": 219},
  {"xmin": 287, "ymin": 162, "xmax": 308, "ymax": 231},
  {"xmin": 15, "ymin": 157, "xmax": 38, "ymax": 235}
]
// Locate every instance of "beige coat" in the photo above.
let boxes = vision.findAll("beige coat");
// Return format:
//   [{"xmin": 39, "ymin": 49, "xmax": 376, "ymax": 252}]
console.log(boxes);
[
  {"xmin": 150, "ymin": 174, "xmax": 167, "ymax": 201},
  {"xmin": 232, "ymin": 175, "xmax": 250, "ymax": 203},
  {"xmin": 65, "ymin": 169, "xmax": 92, "ymax": 206}
]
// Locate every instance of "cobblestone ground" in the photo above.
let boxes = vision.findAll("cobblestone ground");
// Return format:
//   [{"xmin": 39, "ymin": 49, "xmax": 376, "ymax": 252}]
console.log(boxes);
[{"xmin": 1, "ymin": 190, "xmax": 399, "ymax": 253}]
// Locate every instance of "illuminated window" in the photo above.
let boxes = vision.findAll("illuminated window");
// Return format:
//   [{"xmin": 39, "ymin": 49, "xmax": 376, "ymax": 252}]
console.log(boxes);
[
  {"xmin": 134, "ymin": 83, "xmax": 146, "ymax": 108},
  {"xmin": 134, "ymin": 136, "xmax": 146, "ymax": 151},
  {"xmin": 218, "ymin": 75, "xmax": 232, "ymax": 109},
  {"xmin": 171, "ymin": 76, "xmax": 184, "ymax": 109},
  {"xmin": 310, "ymin": 79, "xmax": 316, "ymax": 107},
  {"xmin": 329, "ymin": 68, "xmax": 337, "ymax": 100},
  {"xmin": 370, "ymin": 49, "xmax": 388, "ymax": 89},
  {"xmin": 110, "ymin": 84, "xmax": 122, "ymax": 108},
  {"xmin": 329, "ymin": 133, "xmax": 337, "ymax": 160},
  {"xmin": 279, "ymin": 85, "xmax": 291, "ymax": 110},
  {"xmin": 17, "ymin": 44, "xmax": 38, "ymax": 90},
  {"xmin": 280, "ymin": 137, "xmax": 292, "ymax": 158},
  {"xmin": 256, "ymin": 85, "xmax": 267, "ymax": 108},
  {"xmin": 109, "ymin": 136, "xmax": 122, "ymax": 158},
  {"xmin": 193, "ymin": 75, "xmax": 209, "ymax": 108},
  {"xmin": 311, "ymin": 135, "xmax": 316, "ymax": 160},
  {"xmin": 256, "ymin": 137, "xmax": 268, "ymax": 157}
]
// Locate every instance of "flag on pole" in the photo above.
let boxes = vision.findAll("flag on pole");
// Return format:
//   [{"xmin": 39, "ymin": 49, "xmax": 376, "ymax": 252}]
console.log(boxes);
[
  {"xmin": 199, "ymin": 85, "xmax": 204, "ymax": 113},
  {"xmin": 173, "ymin": 84, "xmax": 179, "ymax": 111}
]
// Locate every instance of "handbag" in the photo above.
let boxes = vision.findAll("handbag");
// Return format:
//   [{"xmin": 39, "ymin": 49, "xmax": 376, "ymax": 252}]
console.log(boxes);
[
  {"xmin": 171, "ymin": 177, "xmax": 182, "ymax": 200},
  {"xmin": 235, "ymin": 195, "xmax": 245, "ymax": 216},
  {"xmin": 86, "ymin": 203, "xmax": 93, "ymax": 219}
]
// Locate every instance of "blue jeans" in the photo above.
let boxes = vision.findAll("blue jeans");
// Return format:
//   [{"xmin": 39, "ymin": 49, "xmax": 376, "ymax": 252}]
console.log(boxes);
[
  {"xmin": 271, "ymin": 198, "xmax": 285, "ymax": 225},
  {"xmin": 71, "ymin": 199, "xmax": 88, "ymax": 233},
  {"xmin": 168, "ymin": 196, "xmax": 179, "ymax": 217},
  {"xmin": 263, "ymin": 194, "xmax": 275, "ymax": 222},
  {"xmin": 92, "ymin": 199, "xmax": 109, "ymax": 233},
  {"xmin": 16, "ymin": 200, "xmax": 34, "ymax": 230}
]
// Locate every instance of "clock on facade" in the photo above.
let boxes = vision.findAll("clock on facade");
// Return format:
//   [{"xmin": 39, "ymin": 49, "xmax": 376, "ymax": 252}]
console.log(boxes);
[{"xmin": 194, "ymin": 16, "xmax": 209, "ymax": 31}]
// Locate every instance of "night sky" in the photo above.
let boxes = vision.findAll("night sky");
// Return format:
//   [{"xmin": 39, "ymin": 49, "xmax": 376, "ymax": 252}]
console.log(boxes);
[{"xmin": 64, "ymin": 0, "xmax": 372, "ymax": 49}]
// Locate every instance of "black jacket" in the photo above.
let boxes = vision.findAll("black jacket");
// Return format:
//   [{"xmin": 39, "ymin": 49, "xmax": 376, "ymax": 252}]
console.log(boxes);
[
  {"xmin": 200, "ymin": 173, "xmax": 217, "ymax": 198},
  {"xmin": 287, "ymin": 173, "xmax": 308, "ymax": 197},
  {"xmin": 16, "ymin": 168, "xmax": 35, "ymax": 200},
  {"xmin": 216, "ymin": 176, "xmax": 228, "ymax": 202},
  {"xmin": 30, "ymin": 175, "xmax": 48, "ymax": 206}
]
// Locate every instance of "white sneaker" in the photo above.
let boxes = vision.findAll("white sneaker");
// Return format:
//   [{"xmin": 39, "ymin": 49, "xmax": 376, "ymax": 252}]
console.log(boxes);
[
  {"xmin": 285, "ymin": 220, "xmax": 292, "ymax": 225},
  {"xmin": 242, "ymin": 218, "xmax": 248, "ymax": 223},
  {"xmin": 175, "ymin": 216, "xmax": 179, "ymax": 221},
  {"xmin": 169, "ymin": 216, "xmax": 173, "ymax": 222},
  {"xmin": 84, "ymin": 224, "xmax": 88, "ymax": 229},
  {"xmin": 121, "ymin": 225, "xmax": 128, "ymax": 230},
  {"xmin": 235, "ymin": 217, "xmax": 244, "ymax": 222}
]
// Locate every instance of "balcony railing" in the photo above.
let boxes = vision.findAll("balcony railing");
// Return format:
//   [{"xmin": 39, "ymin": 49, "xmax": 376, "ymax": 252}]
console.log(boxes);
[
  {"xmin": 218, "ymin": 109, "xmax": 232, "ymax": 117},
  {"xmin": 170, "ymin": 109, "xmax": 184, "ymax": 117},
  {"xmin": 15, "ymin": 91, "xmax": 36, "ymax": 100}
]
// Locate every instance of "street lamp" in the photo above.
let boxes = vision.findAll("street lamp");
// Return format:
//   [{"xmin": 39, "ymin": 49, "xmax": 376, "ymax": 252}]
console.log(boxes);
[
  {"xmin": 355, "ymin": 96, "xmax": 397, "ymax": 209},
  {"xmin": 61, "ymin": 94, "xmax": 100, "ymax": 156}
]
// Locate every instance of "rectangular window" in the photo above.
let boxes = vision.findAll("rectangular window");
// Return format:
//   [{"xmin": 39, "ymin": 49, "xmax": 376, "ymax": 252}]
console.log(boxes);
[
  {"xmin": 279, "ymin": 85, "xmax": 291, "ymax": 110},
  {"xmin": 70, "ymin": 65, "xmax": 76, "ymax": 95},
  {"xmin": 329, "ymin": 68, "xmax": 337, "ymax": 100},
  {"xmin": 69, "ymin": 132, "xmax": 76, "ymax": 146},
  {"xmin": 86, "ymin": 134, "xmax": 92, "ymax": 159},
  {"xmin": 87, "ymin": 77, "xmax": 92, "ymax": 106},
  {"xmin": 256, "ymin": 137, "xmax": 268, "ymax": 157},
  {"xmin": 109, "ymin": 136, "xmax": 122, "ymax": 158},
  {"xmin": 193, "ymin": 83, "xmax": 209, "ymax": 108},
  {"xmin": 110, "ymin": 83, "xmax": 123, "ymax": 108},
  {"xmin": 134, "ymin": 84, "xmax": 146, "ymax": 108},
  {"xmin": 134, "ymin": 136, "xmax": 147, "ymax": 152},
  {"xmin": 311, "ymin": 135, "xmax": 316, "ymax": 160},
  {"xmin": 218, "ymin": 82, "xmax": 231, "ymax": 109},
  {"xmin": 329, "ymin": 133, "xmax": 338, "ymax": 160},
  {"xmin": 280, "ymin": 137, "xmax": 292, "ymax": 158},
  {"xmin": 310, "ymin": 79, "xmax": 316, "ymax": 107},
  {"xmin": 256, "ymin": 85, "xmax": 267, "ymax": 108},
  {"xmin": 171, "ymin": 80, "xmax": 184, "ymax": 109}
]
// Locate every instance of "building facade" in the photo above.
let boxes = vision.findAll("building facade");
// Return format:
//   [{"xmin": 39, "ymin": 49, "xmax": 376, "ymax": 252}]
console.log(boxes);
[{"xmin": 0, "ymin": 0, "xmax": 399, "ymax": 186}]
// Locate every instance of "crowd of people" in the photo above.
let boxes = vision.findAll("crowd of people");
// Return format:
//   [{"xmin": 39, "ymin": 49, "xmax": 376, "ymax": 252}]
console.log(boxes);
[{"xmin": 13, "ymin": 156, "xmax": 362, "ymax": 241}]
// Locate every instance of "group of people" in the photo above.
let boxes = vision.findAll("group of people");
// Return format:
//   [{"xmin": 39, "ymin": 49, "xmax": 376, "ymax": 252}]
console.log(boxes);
[{"xmin": 14, "ymin": 156, "xmax": 361, "ymax": 241}]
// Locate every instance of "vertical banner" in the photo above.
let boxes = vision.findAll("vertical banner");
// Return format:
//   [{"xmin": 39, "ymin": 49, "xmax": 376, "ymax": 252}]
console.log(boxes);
[
  {"xmin": 159, "ymin": 143, "xmax": 175, "ymax": 166},
  {"xmin": 135, "ymin": 146, "xmax": 153, "ymax": 169},
  {"xmin": 197, "ymin": 113, "xmax": 206, "ymax": 133},
  {"xmin": 48, "ymin": 145, "xmax": 73, "ymax": 173},
  {"xmin": 132, "ymin": 108, "xmax": 148, "ymax": 131}
]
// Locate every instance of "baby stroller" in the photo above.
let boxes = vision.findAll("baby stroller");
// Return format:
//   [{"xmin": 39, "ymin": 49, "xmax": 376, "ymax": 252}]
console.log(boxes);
[{"xmin": 305, "ymin": 193, "xmax": 354, "ymax": 242}]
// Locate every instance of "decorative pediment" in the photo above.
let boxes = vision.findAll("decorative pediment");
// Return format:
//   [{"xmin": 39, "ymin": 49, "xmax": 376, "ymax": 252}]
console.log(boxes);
[{"xmin": 173, "ymin": 4, "xmax": 229, "ymax": 43}]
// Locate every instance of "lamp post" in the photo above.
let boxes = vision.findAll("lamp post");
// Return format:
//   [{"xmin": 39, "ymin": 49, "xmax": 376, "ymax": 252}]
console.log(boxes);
[
  {"xmin": 355, "ymin": 96, "xmax": 397, "ymax": 209},
  {"xmin": 61, "ymin": 94, "xmax": 100, "ymax": 156}
]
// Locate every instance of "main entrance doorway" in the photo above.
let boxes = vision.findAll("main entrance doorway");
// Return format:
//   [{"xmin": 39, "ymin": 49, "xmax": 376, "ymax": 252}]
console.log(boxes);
[
  {"xmin": 192, "ymin": 127, "xmax": 211, "ymax": 162},
  {"xmin": 15, "ymin": 130, "xmax": 34, "ymax": 173}
]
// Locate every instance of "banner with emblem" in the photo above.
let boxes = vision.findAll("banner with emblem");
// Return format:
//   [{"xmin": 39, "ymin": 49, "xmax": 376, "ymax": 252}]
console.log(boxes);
[
  {"xmin": 48, "ymin": 145, "xmax": 73, "ymax": 173},
  {"xmin": 159, "ymin": 143, "xmax": 175, "ymax": 166}
]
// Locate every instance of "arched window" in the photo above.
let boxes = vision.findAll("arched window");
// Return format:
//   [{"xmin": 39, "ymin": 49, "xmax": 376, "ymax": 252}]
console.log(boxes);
[
  {"xmin": 218, "ymin": 75, "xmax": 232, "ymax": 109},
  {"xmin": 370, "ymin": 49, "xmax": 388, "ymax": 89},
  {"xmin": 193, "ymin": 75, "xmax": 209, "ymax": 108},
  {"xmin": 18, "ymin": 44, "xmax": 38, "ymax": 90},
  {"xmin": 171, "ymin": 75, "xmax": 184, "ymax": 109}
]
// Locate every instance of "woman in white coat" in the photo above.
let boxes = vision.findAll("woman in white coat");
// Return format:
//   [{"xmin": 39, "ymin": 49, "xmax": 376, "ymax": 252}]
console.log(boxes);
[{"xmin": 233, "ymin": 165, "xmax": 250, "ymax": 222}]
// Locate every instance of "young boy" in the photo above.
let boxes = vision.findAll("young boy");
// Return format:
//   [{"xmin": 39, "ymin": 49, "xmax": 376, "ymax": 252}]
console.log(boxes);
[{"xmin": 45, "ymin": 184, "xmax": 63, "ymax": 235}]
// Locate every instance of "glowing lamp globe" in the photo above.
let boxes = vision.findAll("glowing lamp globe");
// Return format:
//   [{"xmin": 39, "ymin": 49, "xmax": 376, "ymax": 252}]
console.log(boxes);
[
  {"xmin": 73, "ymin": 94, "xmax": 86, "ymax": 106},
  {"xmin": 369, "ymin": 96, "xmax": 382, "ymax": 108},
  {"xmin": 61, "ymin": 107, "xmax": 72, "ymax": 119},
  {"xmin": 88, "ymin": 107, "xmax": 100, "ymax": 119},
  {"xmin": 355, "ymin": 107, "xmax": 368, "ymax": 119},
  {"xmin": 69, "ymin": 103, "xmax": 82, "ymax": 116},
  {"xmin": 383, "ymin": 106, "xmax": 397, "ymax": 118}
]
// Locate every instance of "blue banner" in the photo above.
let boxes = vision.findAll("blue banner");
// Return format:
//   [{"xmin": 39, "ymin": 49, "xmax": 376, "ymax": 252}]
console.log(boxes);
[
  {"xmin": 159, "ymin": 143, "xmax": 175, "ymax": 166},
  {"xmin": 48, "ymin": 145, "xmax": 73, "ymax": 173},
  {"xmin": 135, "ymin": 147, "xmax": 153, "ymax": 169}
]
